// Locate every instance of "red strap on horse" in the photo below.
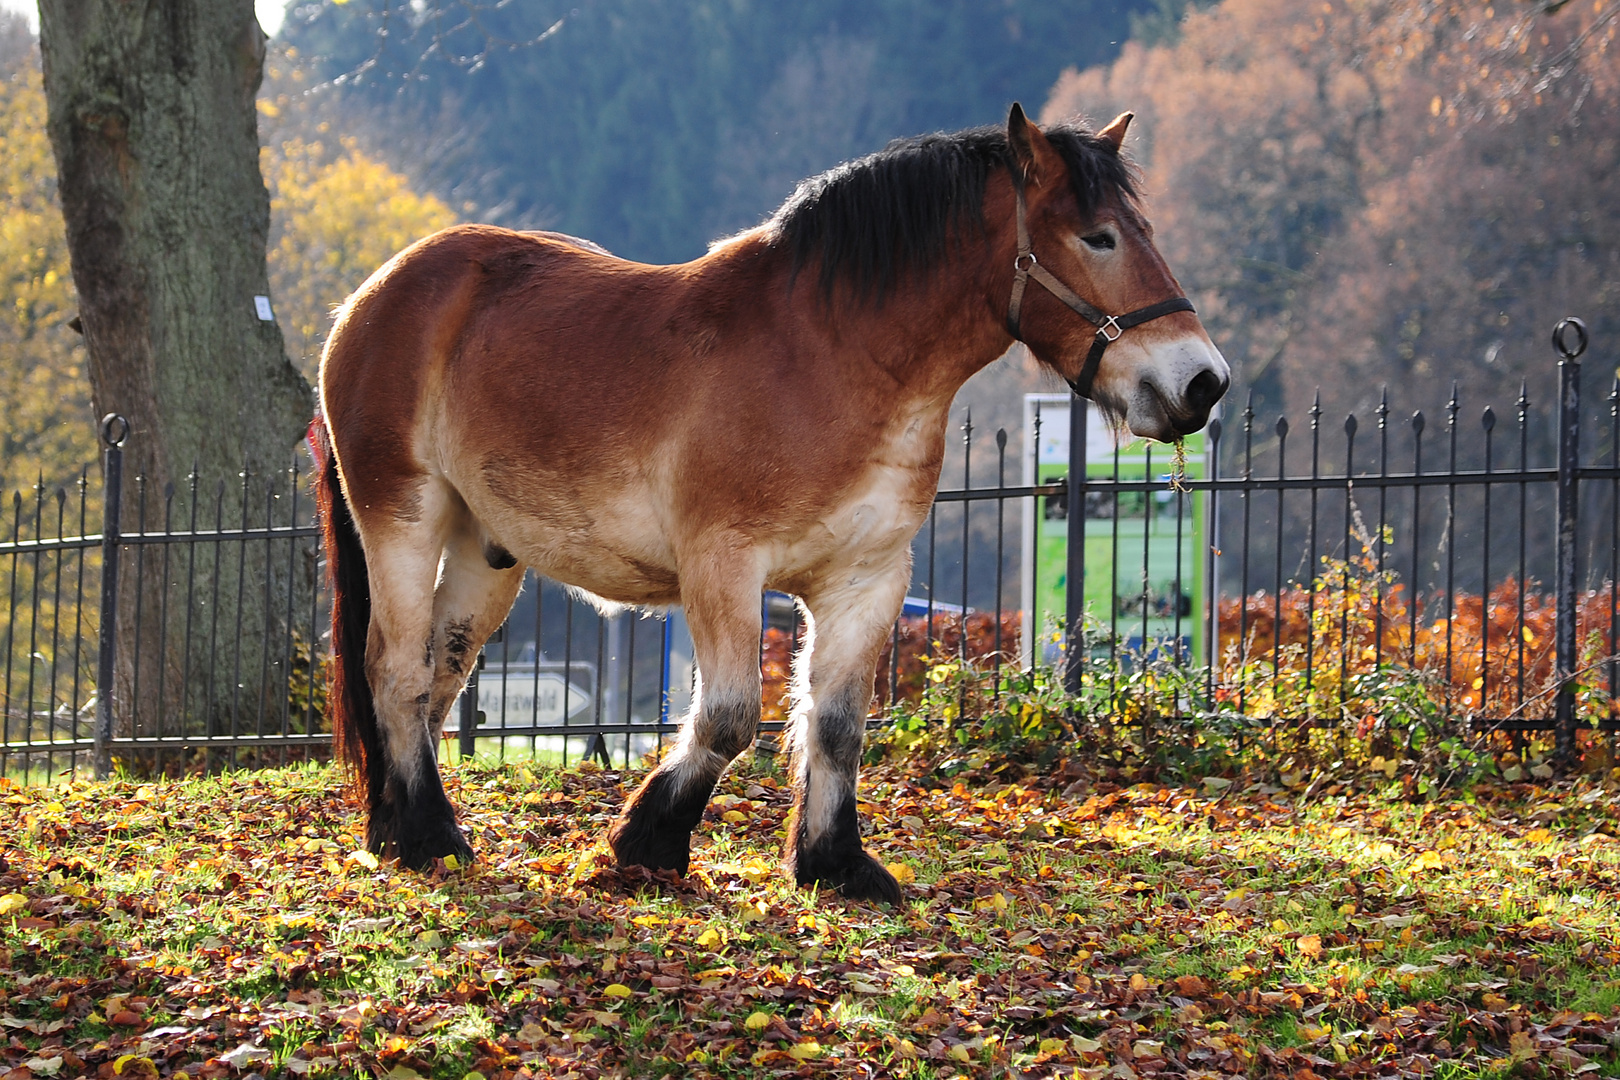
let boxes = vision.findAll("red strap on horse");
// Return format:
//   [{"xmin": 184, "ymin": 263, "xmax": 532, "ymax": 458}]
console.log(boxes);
[{"xmin": 1004, "ymin": 174, "xmax": 1194, "ymax": 400}]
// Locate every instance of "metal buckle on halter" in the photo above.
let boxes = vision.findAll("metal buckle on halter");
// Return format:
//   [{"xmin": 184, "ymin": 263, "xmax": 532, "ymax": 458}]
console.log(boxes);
[
  {"xmin": 1014, "ymin": 252, "xmax": 1038, "ymax": 272},
  {"xmin": 1099, "ymin": 316, "xmax": 1123, "ymax": 342}
]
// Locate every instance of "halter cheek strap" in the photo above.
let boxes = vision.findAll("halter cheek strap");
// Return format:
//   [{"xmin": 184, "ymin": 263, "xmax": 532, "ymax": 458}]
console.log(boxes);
[{"xmin": 1005, "ymin": 177, "xmax": 1195, "ymax": 400}]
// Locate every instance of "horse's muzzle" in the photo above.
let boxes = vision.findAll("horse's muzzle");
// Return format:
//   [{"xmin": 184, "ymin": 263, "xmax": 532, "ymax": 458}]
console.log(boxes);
[{"xmin": 1171, "ymin": 368, "xmax": 1229, "ymax": 435}]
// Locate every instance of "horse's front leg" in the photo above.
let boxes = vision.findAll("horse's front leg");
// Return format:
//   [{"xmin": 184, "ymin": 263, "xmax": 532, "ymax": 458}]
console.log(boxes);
[
  {"xmin": 786, "ymin": 559, "xmax": 910, "ymax": 904},
  {"xmin": 608, "ymin": 543, "xmax": 764, "ymax": 874}
]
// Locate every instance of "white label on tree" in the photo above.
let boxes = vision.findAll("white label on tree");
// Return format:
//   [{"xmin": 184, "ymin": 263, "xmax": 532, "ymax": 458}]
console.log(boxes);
[{"xmin": 253, "ymin": 295, "xmax": 274, "ymax": 321}]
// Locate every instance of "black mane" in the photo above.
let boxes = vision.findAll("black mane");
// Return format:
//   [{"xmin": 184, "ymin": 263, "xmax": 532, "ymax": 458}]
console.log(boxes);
[{"xmin": 767, "ymin": 122, "xmax": 1137, "ymax": 301}]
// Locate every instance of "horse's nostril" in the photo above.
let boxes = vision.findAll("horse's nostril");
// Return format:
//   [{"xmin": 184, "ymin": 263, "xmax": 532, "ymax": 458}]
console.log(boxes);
[{"xmin": 1184, "ymin": 369, "xmax": 1228, "ymax": 414}]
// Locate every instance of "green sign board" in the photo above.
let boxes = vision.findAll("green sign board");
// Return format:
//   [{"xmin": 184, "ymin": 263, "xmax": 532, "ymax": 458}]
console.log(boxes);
[{"xmin": 1021, "ymin": 394, "xmax": 1210, "ymax": 667}]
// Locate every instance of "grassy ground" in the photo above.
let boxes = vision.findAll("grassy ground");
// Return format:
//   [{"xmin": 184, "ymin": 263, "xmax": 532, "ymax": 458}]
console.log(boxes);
[{"xmin": 1, "ymin": 752, "xmax": 1619, "ymax": 1078}]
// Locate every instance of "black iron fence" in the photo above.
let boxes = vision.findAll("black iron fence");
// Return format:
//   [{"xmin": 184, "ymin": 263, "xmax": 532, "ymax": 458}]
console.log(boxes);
[
  {"xmin": 1048, "ymin": 316, "xmax": 1615, "ymax": 765},
  {"xmin": 1, "ymin": 318, "xmax": 1610, "ymax": 782}
]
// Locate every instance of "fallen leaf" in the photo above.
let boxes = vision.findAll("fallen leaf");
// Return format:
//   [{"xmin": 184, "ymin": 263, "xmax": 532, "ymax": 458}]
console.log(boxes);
[
  {"xmin": 219, "ymin": 1042, "xmax": 271, "ymax": 1069},
  {"xmin": 346, "ymin": 849, "xmax": 380, "ymax": 871},
  {"xmin": 1409, "ymin": 850, "xmax": 1446, "ymax": 873}
]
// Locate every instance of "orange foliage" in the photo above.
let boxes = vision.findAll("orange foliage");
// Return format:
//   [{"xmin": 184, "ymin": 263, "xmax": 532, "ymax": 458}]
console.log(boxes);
[
  {"xmin": 1045, "ymin": 0, "xmax": 1620, "ymax": 418},
  {"xmin": 759, "ymin": 613, "xmax": 1023, "ymax": 724},
  {"xmin": 1219, "ymin": 574, "xmax": 1620, "ymax": 720}
]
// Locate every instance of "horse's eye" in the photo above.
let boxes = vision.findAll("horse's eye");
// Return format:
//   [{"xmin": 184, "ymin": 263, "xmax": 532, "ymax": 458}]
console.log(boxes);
[{"xmin": 1082, "ymin": 232, "xmax": 1116, "ymax": 251}]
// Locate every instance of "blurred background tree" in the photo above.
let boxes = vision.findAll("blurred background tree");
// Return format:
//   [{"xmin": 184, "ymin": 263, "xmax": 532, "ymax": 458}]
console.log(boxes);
[
  {"xmin": 0, "ymin": 12, "xmax": 90, "ymax": 495},
  {"xmin": 0, "ymin": 18, "xmax": 459, "ymax": 491},
  {"xmin": 1046, "ymin": 0, "xmax": 1619, "ymax": 430},
  {"xmin": 279, "ymin": 0, "xmax": 1157, "ymax": 264}
]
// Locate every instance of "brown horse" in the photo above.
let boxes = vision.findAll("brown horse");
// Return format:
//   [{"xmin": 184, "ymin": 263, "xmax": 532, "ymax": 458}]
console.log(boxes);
[{"xmin": 314, "ymin": 105, "xmax": 1226, "ymax": 902}]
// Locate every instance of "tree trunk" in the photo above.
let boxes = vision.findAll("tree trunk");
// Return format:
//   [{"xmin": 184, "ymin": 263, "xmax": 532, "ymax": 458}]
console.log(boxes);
[{"xmin": 38, "ymin": 0, "xmax": 314, "ymax": 758}]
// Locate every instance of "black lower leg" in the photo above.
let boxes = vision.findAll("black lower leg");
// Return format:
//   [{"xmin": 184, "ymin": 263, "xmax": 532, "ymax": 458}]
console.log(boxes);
[
  {"xmin": 787, "ymin": 688, "xmax": 900, "ymax": 904},
  {"xmin": 367, "ymin": 747, "xmax": 473, "ymax": 870},
  {"xmin": 607, "ymin": 766, "xmax": 715, "ymax": 875},
  {"xmin": 788, "ymin": 781, "xmax": 902, "ymax": 904},
  {"xmin": 608, "ymin": 697, "xmax": 757, "ymax": 874}
]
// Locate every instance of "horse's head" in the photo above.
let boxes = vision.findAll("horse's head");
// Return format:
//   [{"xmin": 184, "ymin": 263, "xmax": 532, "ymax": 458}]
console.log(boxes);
[{"xmin": 1003, "ymin": 104, "xmax": 1228, "ymax": 441}]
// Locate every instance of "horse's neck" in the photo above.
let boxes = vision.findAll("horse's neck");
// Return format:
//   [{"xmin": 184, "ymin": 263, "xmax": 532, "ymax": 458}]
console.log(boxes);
[{"xmin": 839, "ymin": 259, "xmax": 1012, "ymax": 409}]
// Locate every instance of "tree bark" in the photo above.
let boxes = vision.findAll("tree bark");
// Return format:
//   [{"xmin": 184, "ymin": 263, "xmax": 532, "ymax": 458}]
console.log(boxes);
[{"xmin": 38, "ymin": 0, "xmax": 313, "ymax": 755}]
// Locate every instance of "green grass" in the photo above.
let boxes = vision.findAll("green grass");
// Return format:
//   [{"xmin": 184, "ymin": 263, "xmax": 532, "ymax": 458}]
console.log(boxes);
[{"xmin": 1, "ymin": 757, "xmax": 1619, "ymax": 1077}]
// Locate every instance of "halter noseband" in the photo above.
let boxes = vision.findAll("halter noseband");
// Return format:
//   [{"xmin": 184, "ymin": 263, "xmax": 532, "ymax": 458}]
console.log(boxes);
[{"xmin": 1005, "ymin": 174, "xmax": 1195, "ymax": 400}]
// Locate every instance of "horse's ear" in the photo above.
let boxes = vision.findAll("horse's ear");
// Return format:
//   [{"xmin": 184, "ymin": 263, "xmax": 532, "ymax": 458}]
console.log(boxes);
[
  {"xmin": 1098, "ymin": 111, "xmax": 1134, "ymax": 152},
  {"xmin": 1007, "ymin": 101, "xmax": 1044, "ymax": 184}
]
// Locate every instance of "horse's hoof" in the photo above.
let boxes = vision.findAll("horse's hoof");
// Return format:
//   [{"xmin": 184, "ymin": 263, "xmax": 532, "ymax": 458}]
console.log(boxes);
[
  {"xmin": 795, "ymin": 847, "xmax": 904, "ymax": 905},
  {"xmin": 607, "ymin": 811, "xmax": 692, "ymax": 875},
  {"xmin": 391, "ymin": 824, "xmax": 475, "ymax": 871},
  {"xmin": 369, "ymin": 800, "xmax": 475, "ymax": 871},
  {"xmin": 608, "ymin": 768, "xmax": 707, "ymax": 875}
]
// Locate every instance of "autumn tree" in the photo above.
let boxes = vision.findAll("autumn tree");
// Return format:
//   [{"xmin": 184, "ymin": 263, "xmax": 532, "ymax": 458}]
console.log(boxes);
[
  {"xmin": 1045, "ymin": 0, "xmax": 1619, "ymax": 426},
  {"xmin": 0, "ymin": 14, "xmax": 94, "ymax": 497},
  {"xmin": 14, "ymin": 6, "xmax": 460, "ymax": 743},
  {"xmin": 263, "ymin": 135, "xmax": 457, "ymax": 377}
]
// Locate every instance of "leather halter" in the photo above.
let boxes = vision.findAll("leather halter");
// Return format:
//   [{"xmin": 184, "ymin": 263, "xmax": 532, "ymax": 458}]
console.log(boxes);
[{"xmin": 1005, "ymin": 175, "xmax": 1195, "ymax": 400}]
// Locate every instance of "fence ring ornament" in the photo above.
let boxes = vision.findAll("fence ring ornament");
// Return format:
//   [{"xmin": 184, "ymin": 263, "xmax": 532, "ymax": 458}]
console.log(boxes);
[
  {"xmin": 100, "ymin": 413, "xmax": 129, "ymax": 448},
  {"xmin": 1552, "ymin": 316, "xmax": 1588, "ymax": 361}
]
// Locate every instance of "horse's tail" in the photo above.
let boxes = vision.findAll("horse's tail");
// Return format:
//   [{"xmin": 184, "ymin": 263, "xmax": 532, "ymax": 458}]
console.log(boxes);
[{"xmin": 311, "ymin": 416, "xmax": 384, "ymax": 814}]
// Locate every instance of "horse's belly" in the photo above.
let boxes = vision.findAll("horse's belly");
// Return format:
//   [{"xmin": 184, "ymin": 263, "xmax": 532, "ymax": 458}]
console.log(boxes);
[{"xmin": 467, "ymin": 485, "xmax": 681, "ymax": 606}]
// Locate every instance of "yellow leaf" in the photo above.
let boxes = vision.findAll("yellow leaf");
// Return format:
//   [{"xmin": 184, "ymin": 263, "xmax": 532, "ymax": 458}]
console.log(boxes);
[
  {"xmin": 1039, "ymin": 1037, "xmax": 1067, "ymax": 1055},
  {"xmin": 887, "ymin": 862, "xmax": 917, "ymax": 885},
  {"xmin": 721, "ymin": 810, "xmax": 747, "ymax": 824},
  {"xmin": 1524, "ymin": 828, "xmax": 1553, "ymax": 844},
  {"xmin": 346, "ymin": 849, "xmax": 379, "ymax": 871},
  {"xmin": 442, "ymin": 853, "xmax": 460, "ymax": 870},
  {"xmin": 0, "ymin": 894, "xmax": 27, "ymax": 916},
  {"xmin": 603, "ymin": 983, "xmax": 633, "ymax": 998},
  {"xmin": 695, "ymin": 927, "xmax": 722, "ymax": 948},
  {"xmin": 788, "ymin": 1040, "xmax": 822, "ymax": 1061},
  {"xmin": 948, "ymin": 1044, "xmax": 972, "ymax": 1063},
  {"xmin": 745, "ymin": 1011, "xmax": 771, "ymax": 1031},
  {"xmin": 1297, "ymin": 934, "xmax": 1323, "ymax": 959},
  {"xmin": 1409, "ymin": 850, "xmax": 1445, "ymax": 873}
]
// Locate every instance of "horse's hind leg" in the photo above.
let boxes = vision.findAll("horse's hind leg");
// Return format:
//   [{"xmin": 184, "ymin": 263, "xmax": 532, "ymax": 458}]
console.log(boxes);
[
  {"xmin": 357, "ymin": 487, "xmax": 474, "ymax": 868},
  {"xmin": 609, "ymin": 542, "xmax": 764, "ymax": 874},
  {"xmin": 423, "ymin": 513, "xmax": 526, "ymax": 748},
  {"xmin": 786, "ymin": 558, "xmax": 910, "ymax": 904}
]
